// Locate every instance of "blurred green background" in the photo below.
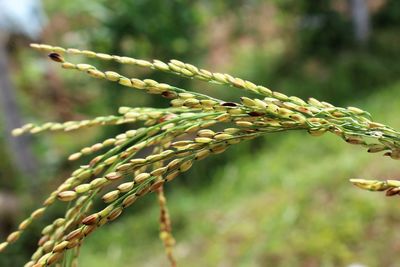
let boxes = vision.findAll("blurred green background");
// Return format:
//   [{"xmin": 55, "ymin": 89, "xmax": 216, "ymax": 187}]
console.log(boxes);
[{"xmin": 1, "ymin": 0, "xmax": 400, "ymax": 266}]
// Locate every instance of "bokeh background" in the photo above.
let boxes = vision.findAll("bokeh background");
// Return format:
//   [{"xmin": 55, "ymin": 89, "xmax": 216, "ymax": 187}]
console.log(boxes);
[{"xmin": 1, "ymin": 0, "xmax": 400, "ymax": 266}]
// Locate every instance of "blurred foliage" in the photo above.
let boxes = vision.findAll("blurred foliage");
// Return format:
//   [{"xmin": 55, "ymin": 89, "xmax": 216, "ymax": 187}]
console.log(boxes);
[{"xmin": 233, "ymin": 0, "xmax": 400, "ymax": 103}]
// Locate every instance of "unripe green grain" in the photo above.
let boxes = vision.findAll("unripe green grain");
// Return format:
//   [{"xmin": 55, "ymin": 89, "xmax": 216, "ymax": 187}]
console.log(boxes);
[
  {"xmin": 90, "ymin": 178, "xmax": 108, "ymax": 189},
  {"xmin": 74, "ymin": 184, "xmax": 92, "ymax": 194}
]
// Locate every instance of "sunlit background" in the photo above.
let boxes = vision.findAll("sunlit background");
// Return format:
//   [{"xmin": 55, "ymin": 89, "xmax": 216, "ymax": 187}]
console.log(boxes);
[{"xmin": 1, "ymin": 0, "xmax": 400, "ymax": 266}]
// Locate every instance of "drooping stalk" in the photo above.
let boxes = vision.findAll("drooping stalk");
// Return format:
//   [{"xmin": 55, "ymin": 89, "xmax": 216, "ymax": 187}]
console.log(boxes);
[{"xmin": 0, "ymin": 44, "xmax": 398, "ymax": 267}]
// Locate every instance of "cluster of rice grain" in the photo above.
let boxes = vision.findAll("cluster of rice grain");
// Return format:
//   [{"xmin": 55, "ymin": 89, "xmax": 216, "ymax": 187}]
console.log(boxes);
[{"xmin": 1, "ymin": 44, "xmax": 399, "ymax": 266}]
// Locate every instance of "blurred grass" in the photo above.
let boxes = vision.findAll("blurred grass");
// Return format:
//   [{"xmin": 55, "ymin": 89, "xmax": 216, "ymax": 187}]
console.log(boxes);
[{"xmin": 78, "ymin": 82, "xmax": 400, "ymax": 267}]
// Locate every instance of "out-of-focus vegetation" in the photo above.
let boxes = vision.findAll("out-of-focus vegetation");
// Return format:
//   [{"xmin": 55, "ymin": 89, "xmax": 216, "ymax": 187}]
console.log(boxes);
[{"xmin": 0, "ymin": 0, "xmax": 399, "ymax": 266}]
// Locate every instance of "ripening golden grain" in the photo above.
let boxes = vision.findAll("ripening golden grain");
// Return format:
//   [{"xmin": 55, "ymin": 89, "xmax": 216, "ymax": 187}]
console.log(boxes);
[{"xmin": 2, "ymin": 43, "xmax": 399, "ymax": 267}]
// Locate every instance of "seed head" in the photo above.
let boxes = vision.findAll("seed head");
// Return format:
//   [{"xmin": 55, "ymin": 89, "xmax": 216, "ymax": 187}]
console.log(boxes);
[
  {"xmin": 57, "ymin": 191, "xmax": 77, "ymax": 202},
  {"xmin": 134, "ymin": 173, "xmax": 151, "ymax": 183},
  {"xmin": 48, "ymin": 53, "xmax": 64, "ymax": 63},
  {"xmin": 122, "ymin": 194, "xmax": 137, "ymax": 207},
  {"xmin": 102, "ymin": 190, "xmax": 120, "ymax": 203},
  {"xmin": 108, "ymin": 208, "xmax": 123, "ymax": 221}
]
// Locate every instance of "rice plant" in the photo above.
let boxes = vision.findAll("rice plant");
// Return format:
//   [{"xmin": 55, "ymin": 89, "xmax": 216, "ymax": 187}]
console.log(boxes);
[{"xmin": 1, "ymin": 43, "xmax": 399, "ymax": 267}]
